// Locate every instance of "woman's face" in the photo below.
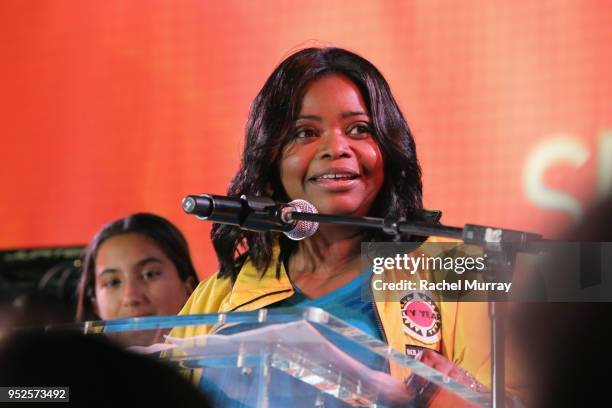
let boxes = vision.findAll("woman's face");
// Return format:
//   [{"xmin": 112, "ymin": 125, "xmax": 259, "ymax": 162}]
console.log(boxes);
[
  {"xmin": 93, "ymin": 232, "xmax": 193, "ymax": 320},
  {"xmin": 279, "ymin": 74, "xmax": 384, "ymax": 217}
]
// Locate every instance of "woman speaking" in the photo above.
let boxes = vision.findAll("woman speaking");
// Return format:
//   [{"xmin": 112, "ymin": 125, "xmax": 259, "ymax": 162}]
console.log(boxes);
[{"xmin": 176, "ymin": 47, "xmax": 497, "ymax": 396}]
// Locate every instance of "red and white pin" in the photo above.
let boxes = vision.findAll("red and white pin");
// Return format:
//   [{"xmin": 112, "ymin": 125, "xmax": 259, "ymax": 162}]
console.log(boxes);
[{"xmin": 400, "ymin": 291, "xmax": 441, "ymax": 344}]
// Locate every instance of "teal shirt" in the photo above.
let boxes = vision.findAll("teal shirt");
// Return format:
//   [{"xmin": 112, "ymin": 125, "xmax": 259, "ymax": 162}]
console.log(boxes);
[{"xmin": 269, "ymin": 271, "xmax": 383, "ymax": 341}]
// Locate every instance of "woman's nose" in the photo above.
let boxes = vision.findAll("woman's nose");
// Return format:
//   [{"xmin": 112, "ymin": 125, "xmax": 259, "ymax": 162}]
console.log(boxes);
[
  {"xmin": 122, "ymin": 278, "xmax": 146, "ymax": 307},
  {"xmin": 318, "ymin": 130, "xmax": 351, "ymax": 160}
]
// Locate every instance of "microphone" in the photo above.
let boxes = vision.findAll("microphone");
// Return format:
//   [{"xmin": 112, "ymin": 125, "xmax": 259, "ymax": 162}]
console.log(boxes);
[{"xmin": 182, "ymin": 194, "xmax": 319, "ymax": 240}]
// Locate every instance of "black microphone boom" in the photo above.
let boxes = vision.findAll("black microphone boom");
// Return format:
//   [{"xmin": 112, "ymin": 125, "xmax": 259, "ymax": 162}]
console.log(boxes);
[
  {"xmin": 182, "ymin": 194, "xmax": 319, "ymax": 240},
  {"xmin": 182, "ymin": 194, "xmax": 244, "ymax": 225}
]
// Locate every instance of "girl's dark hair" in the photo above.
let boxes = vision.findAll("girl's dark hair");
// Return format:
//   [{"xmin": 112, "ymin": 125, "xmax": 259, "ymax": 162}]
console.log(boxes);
[
  {"xmin": 213, "ymin": 47, "xmax": 424, "ymax": 280},
  {"xmin": 76, "ymin": 213, "xmax": 198, "ymax": 321}
]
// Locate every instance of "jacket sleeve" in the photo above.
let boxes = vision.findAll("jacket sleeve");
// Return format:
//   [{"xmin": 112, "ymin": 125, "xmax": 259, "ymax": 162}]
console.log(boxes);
[
  {"xmin": 449, "ymin": 301, "xmax": 529, "ymax": 404},
  {"xmin": 169, "ymin": 273, "xmax": 232, "ymax": 338},
  {"xmin": 448, "ymin": 301, "xmax": 491, "ymax": 386}
]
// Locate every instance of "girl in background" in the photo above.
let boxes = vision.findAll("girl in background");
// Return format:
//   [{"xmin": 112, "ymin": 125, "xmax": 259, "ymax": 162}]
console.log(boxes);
[{"xmin": 77, "ymin": 212, "xmax": 198, "ymax": 321}]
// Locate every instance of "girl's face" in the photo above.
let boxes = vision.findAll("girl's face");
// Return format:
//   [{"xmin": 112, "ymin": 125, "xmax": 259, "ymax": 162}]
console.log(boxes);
[
  {"xmin": 93, "ymin": 232, "xmax": 193, "ymax": 320},
  {"xmin": 279, "ymin": 74, "xmax": 384, "ymax": 217}
]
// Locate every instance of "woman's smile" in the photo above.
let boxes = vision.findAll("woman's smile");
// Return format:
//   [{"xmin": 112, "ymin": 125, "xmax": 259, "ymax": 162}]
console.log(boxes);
[{"xmin": 308, "ymin": 166, "xmax": 361, "ymax": 191}]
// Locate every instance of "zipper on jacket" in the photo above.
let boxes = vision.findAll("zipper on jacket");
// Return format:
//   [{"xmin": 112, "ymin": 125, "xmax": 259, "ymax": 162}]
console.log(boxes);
[
  {"xmin": 368, "ymin": 273, "xmax": 394, "ymax": 377},
  {"xmin": 369, "ymin": 274, "xmax": 388, "ymax": 343}
]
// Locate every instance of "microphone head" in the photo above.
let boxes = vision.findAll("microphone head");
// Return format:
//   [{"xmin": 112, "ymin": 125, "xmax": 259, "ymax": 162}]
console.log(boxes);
[
  {"xmin": 182, "ymin": 196, "xmax": 197, "ymax": 213},
  {"xmin": 281, "ymin": 199, "xmax": 319, "ymax": 241},
  {"xmin": 181, "ymin": 194, "xmax": 214, "ymax": 220}
]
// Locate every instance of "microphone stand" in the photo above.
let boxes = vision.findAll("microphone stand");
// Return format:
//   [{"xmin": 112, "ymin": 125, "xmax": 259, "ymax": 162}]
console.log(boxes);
[{"xmin": 288, "ymin": 211, "xmax": 543, "ymax": 408}]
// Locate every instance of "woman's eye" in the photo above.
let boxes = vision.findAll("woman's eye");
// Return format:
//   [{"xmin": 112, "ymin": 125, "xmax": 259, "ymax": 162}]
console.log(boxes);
[
  {"xmin": 294, "ymin": 128, "xmax": 317, "ymax": 139},
  {"xmin": 142, "ymin": 270, "xmax": 162, "ymax": 280},
  {"xmin": 103, "ymin": 278, "xmax": 122, "ymax": 289},
  {"xmin": 348, "ymin": 124, "xmax": 372, "ymax": 138}
]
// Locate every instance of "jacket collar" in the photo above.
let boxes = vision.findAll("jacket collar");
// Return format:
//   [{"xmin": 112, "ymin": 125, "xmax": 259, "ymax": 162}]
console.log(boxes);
[
  {"xmin": 223, "ymin": 235, "xmax": 455, "ymax": 312},
  {"xmin": 224, "ymin": 246, "xmax": 294, "ymax": 312}
]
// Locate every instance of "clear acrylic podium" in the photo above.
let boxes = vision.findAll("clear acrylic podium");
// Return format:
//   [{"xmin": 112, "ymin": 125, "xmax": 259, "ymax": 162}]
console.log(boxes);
[{"xmin": 73, "ymin": 307, "xmax": 490, "ymax": 407}]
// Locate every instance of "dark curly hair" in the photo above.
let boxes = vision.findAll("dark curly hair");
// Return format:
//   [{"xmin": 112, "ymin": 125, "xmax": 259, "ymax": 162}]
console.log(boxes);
[{"xmin": 213, "ymin": 47, "xmax": 424, "ymax": 280}]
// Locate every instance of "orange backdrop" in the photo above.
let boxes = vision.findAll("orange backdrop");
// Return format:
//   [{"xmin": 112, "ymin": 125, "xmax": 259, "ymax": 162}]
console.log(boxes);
[{"xmin": 1, "ymin": 1, "xmax": 610, "ymax": 278}]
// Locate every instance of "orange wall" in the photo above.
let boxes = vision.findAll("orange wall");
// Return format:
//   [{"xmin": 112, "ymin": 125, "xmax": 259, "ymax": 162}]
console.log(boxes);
[{"xmin": 1, "ymin": 1, "xmax": 611, "ymax": 278}]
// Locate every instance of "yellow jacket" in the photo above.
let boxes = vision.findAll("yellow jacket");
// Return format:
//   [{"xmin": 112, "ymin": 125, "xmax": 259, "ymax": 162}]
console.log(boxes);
[{"xmin": 175, "ymin": 236, "xmax": 495, "ymax": 390}]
